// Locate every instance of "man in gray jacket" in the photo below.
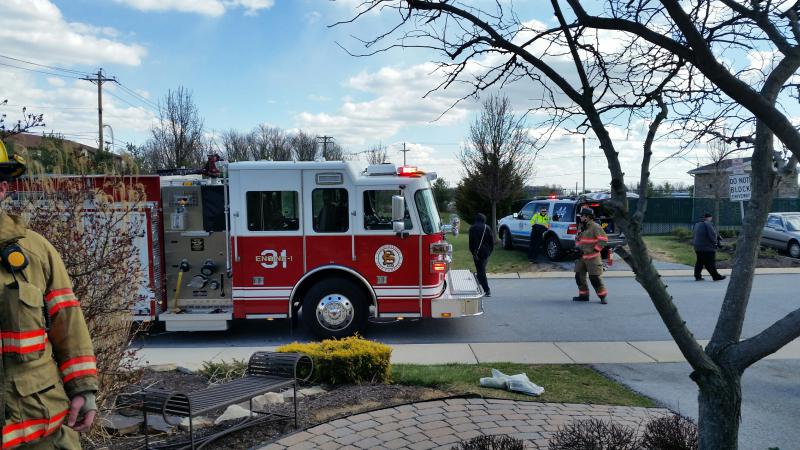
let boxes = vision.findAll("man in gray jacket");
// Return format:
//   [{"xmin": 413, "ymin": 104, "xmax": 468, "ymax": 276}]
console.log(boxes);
[{"xmin": 693, "ymin": 213, "xmax": 726, "ymax": 281}]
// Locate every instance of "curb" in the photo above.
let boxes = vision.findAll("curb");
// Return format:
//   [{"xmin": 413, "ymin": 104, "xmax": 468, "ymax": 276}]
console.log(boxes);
[{"xmin": 488, "ymin": 267, "xmax": 800, "ymax": 279}]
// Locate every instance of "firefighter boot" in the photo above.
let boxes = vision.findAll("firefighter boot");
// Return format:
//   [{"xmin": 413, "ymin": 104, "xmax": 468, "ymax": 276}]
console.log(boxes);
[
  {"xmin": 573, "ymin": 272, "xmax": 590, "ymax": 301},
  {"xmin": 599, "ymin": 295, "xmax": 608, "ymax": 305}
]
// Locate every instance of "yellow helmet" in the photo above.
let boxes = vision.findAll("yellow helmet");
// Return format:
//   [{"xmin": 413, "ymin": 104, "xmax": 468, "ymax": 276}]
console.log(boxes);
[{"xmin": 0, "ymin": 140, "xmax": 26, "ymax": 181}]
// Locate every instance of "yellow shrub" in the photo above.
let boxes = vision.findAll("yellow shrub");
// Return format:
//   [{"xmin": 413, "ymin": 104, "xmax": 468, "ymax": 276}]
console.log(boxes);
[{"xmin": 277, "ymin": 336, "xmax": 392, "ymax": 385}]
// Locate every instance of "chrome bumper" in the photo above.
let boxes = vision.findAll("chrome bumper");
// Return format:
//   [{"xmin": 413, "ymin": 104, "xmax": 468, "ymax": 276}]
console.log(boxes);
[{"xmin": 430, "ymin": 269, "xmax": 485, "ymax": 318}]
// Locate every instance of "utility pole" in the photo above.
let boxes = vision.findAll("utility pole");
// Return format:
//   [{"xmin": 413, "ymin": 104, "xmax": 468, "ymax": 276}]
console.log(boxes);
[
  {"xmin": 317, "ymin": 135, "xmax": 334, "ymax": 160},
  {"xmin": 582, "ymin": 137, "xmax": 586, "ymax": 194},
  {"xmin": 400, "ymin": 142, "xmax": 410, "ymax": 165},
  {"xmin": 80, "ymin": 69, "xmax": 116, "ymax": 152}
]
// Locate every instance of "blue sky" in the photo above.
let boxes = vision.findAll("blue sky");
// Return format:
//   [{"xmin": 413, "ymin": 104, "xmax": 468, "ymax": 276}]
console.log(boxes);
[{"xmin": 0, "ymin": 0, "xmax": 707, "ymax": 189}]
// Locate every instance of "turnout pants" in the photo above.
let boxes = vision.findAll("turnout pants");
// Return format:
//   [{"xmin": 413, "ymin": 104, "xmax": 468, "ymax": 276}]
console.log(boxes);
[
  {"xmin": 575, "ymin": 255, "xmax": 607, "ymax": 299},
  {"xmin": 16, "ymin": 426, "xmax": 81, "ymax": 449}
]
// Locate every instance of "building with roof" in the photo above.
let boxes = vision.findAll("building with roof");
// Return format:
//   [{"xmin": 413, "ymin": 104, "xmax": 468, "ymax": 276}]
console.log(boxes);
[{"xmin": 688, "ymin": 157, "xmax": 799, "ymax": 198}]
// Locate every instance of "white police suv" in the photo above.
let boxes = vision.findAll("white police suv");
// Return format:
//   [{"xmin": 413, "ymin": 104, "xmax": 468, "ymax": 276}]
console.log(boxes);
[{"xmin": 497, "ymin": 194, "xmax": 630, "ymax": 260}]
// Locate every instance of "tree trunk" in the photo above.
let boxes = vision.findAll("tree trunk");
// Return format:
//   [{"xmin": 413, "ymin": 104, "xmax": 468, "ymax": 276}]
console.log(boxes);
[
  {"xmin": 696, "ymin": 369, "xmax": 742, "ymax": 449},
  {"xmin": 490, "ymin": 201, "xmax": 497, "ymax": 240}
]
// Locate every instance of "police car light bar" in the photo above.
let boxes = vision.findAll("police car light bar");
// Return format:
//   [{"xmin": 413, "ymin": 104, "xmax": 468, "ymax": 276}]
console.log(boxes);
[{"xmin": 398, "ymin": 166, "xmax": 422, "ymax": 177}]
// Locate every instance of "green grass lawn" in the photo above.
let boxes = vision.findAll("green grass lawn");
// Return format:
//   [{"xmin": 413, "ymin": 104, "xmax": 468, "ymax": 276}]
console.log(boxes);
[
  {"xmin": 448, "ymin": 223, "xmax": 532, "ymax": 273},
  {"xmin": 392, "ymin": 363, "xmax": 654, "ymax": 407},
  {"xmin": 643, "ymin": 235, "xmax": 730, "ymax": 266}
]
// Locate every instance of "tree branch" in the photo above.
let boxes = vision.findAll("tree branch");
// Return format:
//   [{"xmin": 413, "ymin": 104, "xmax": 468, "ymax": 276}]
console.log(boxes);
[{"xmin": 732, "ymin": 307, "xmax": 800, "ymax": 370}]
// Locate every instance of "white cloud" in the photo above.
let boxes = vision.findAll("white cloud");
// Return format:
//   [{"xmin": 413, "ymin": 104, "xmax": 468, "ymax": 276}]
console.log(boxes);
[
  {"xmin": 114, "ymin": 0, "xmax": 274, "ymax": 16},
  {"xmin": 306, "ymin": 11, "xmax": 322, "ymax": 24},
  {"xmin": 0, "ymin": 0, "xmax": 146, "ymax": 67},
  {"xmin": 229, "ymin": 0, "xmax": 275, "ymax": 16}
]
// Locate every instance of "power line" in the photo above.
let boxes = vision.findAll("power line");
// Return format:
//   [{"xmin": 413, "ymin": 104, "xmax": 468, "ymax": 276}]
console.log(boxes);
[
  {"xmin": 0, "ymin": 61, "xmax": 81, "ymax": 79},
  {"xmin": 0, "ymin": 103, "xmax": 95, "ymax": 111},
  {"xmin": 114, "ymin": 82, "xmax": 161, "ymax": 111},
  {"xmin": 0, "ymin": 54, "xmax": 90, "ymax": 76},
  {"xmin": 106, "ymin": 89, "xmax": 158, "ymax": 113}
]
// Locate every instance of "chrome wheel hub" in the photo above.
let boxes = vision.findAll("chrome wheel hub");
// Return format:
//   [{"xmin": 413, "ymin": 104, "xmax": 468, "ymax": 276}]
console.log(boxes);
[{"xmin": 316, "ymin": 294, "xmax": 354, "ymax": 331}]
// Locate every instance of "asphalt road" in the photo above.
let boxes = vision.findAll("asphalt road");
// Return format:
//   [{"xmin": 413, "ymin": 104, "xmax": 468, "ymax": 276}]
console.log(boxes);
[
  {"xmin": 596, "ymin": 360, "xmax": 800, "ymax": 450},
  {"xmin": 139, "ymin": 274, "xmax": 799, "ymax": 347}
]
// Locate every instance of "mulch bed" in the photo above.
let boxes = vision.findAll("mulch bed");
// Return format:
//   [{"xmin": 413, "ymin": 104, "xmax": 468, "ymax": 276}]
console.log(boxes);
[
  {"xmin": 86, "ymin": 370, "xmax": 450, "ymax": 450},
  {"xmin": 716, "ymin": 241, "xmax": 800, "ymax": 269}
]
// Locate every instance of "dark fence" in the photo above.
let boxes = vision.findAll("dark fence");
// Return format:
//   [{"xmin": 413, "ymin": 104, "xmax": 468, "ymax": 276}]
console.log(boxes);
[{"xmin": 640, "ymin": 197, "xmax": 800, "ymax": 234}]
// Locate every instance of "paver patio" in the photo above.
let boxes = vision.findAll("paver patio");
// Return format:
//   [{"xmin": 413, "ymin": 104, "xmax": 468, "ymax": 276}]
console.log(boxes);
[{"xmin": 258, "ymin": 398, "xmax": 672, "ymax": 450}]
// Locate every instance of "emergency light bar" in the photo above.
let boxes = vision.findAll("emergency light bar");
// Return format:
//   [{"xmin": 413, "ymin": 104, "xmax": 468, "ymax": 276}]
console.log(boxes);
[{"xmin": 398, "ymin": 166, "xmax": 423, "ymax": 177}]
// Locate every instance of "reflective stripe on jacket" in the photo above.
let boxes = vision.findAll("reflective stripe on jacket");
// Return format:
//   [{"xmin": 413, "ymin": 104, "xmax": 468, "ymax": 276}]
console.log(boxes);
[
  {"xmin": 576, "ymin": 219, "xmax": 608, "ymax": 258},
  {"xmin": 1, "ymin": 212, "xmax": 98, "ymax": 448}
]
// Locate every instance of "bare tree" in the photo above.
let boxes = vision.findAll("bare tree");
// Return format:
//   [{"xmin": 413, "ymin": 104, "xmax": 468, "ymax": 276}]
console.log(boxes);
[
  {"xmin": 0, "ymin": 100, "xmax": 45, "ymax": 139},
  {"xmin": 366, "ymin": 142, "xmax": 389, "ymax": 164},
  {"xmin": 342, "ymin": 1, "xmax": 800, "ymax": 447},
  {"xmin": 324, "ymin": 141, "xmax": 345, "ymax": 161},
  {"xmin": 461, "ymin": 95, "xmax": 535, "ymax": 234},
  {"xmin": 221, "ymin": 129, "xmax": 253, "ymax": 162},
  {"xmin": 145, "ymin": 87, "xmax": 206, "ymax": 170},
  {"xmin": 292, "ymin": 130, "xmax": 318, "ymax": 161},
  {"xmin": 253, "ymin": 124, "xmax": 292, "ymax": 161}
]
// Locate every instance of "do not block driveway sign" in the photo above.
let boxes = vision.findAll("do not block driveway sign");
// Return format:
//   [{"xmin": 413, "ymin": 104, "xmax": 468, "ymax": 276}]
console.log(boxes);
[{"xmin": 729, "ymin": 174, "xmax": 752, "ymax": 202}]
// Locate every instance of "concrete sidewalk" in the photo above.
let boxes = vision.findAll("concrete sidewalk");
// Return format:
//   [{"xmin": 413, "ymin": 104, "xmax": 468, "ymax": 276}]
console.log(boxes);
[
  {"xmin": 135, "ymin": 339, "xmax": 800, "ymax": 370},
  {"xmin": 488, "ymin": 267, "xmax": 800, "ymax": 279}
]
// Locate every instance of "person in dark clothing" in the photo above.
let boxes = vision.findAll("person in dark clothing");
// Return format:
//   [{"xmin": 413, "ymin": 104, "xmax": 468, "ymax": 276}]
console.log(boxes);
[
  {"xmin": 693, "ymin": 213, "xmax": 726, "ymax": 281},
  {"xmin": 469, "ymin": 213, "xmax": 494, "ymax": 297}
]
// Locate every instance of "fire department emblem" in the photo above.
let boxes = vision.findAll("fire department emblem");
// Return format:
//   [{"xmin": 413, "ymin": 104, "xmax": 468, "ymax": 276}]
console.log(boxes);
[{"xmin": 375, "ymin": 245, "xmax": 403, "ymax": 272}]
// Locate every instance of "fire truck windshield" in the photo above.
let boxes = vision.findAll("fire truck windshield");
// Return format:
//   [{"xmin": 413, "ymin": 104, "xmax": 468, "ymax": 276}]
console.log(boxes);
[{"xmin": 414, "ymin": 188, "xmax": 441, "ymax": 234}]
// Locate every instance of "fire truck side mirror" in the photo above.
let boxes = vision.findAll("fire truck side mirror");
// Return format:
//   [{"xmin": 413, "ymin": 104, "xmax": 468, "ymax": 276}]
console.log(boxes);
[{"xmin": 392, "ymin": 195, "xmax": 406, "ymax": 235}]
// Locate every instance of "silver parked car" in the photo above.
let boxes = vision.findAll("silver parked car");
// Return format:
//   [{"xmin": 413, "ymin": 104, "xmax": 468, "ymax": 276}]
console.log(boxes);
[{"xmin": 761, "ymin": 212, "xmax": 800, "ymax": 259}]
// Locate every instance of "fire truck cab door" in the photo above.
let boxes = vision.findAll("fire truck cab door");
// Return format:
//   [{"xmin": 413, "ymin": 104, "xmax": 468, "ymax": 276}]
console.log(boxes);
[
  {"xmin": 229, "ymin": 168, "xmax": 303, "ymax": 315},
  {"xmin": 356, "ymin": 187, "xmax": 421, "ymax": 315},
  {"xmin": 302, "ymin": 170, "xmax": 354, "ymax": 269}
]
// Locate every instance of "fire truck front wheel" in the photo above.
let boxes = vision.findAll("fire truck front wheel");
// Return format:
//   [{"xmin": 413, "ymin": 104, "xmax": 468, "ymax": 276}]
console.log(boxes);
[{"xmin": 303, "ymin": 278, "xmax": 368, "ymax": 338}]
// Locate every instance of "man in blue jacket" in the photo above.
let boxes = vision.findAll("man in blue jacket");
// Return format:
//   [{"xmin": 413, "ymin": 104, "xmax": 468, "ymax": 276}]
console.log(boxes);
[{"xmin": 693, "ymin": 213, "xmax": 726, "ymax": 281}]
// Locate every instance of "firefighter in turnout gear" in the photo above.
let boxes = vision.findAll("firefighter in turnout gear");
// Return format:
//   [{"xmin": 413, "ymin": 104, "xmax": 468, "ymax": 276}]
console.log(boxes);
[
  {"xmin": 572, "ymin": 207, "xmax": 609, "ymax": 304},
  {"xmin": 1, "ymin": 140, "xmax": 98, "ymax": 448}
]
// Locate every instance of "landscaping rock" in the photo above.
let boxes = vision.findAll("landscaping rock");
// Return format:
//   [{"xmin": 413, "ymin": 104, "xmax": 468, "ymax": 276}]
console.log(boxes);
[
  {"xmin": 282, "ymin": 389, "xmax": 305, "ymax": 400},
  {"xmin": 100, "ymin": 414, "xmax": 142, "ymax": 435},
  {"xmin": 299, "ymin": 386, "xmax": 326, "ymax": 397},
  {"xmin": 179, "ymin": 416, "xmax": 214, "ymax": 432},
  {"xmin": 147, "ymin": 363, "xmax": 177, "ymax": 372},
  {"xmin": 214, "ymin": 405, "xmax": 251, "ymax": 424},
  {"xmin": 252, "ymin": 392, "xmax": 284, "ymax": 410},
  {"xmin": 176, "ymin": 365, "xmax": 195, "ymax": 374},
  {"xmin": 145, "ymin": 414, "xmax": 180, "ymax": 434}
]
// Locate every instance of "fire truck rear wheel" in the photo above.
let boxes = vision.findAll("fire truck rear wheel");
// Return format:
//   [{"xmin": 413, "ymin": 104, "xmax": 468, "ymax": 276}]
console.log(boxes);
[{"xmin": 303, "ymin": 278, "xmax": 367, "ymax": 338}]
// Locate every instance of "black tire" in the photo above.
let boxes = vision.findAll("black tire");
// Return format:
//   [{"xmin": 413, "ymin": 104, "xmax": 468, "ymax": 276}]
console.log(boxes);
[
  {"xmin": 546, "ymin": 235, "xmax": 564, "ymax": 261},
  {"xmin": 302, "ymin": 278, "xmax": 368, "ymax": 339},
  {"xmin": 501, "ymin": 228, "xmax": 513, "ymax": 250},
  {"xmin": 789, "ymin": 240, "xmax": 800, "ymax": 259}
]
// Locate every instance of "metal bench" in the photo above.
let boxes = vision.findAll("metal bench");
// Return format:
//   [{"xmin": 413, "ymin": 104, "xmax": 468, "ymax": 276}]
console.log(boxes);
[{"xmin": 120, "ymin": 351, "xmax": 313, "ymax": 450}]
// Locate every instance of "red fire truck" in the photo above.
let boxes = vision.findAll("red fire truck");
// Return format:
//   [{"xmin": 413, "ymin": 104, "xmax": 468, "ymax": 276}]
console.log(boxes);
[{"xmin": 15, "ymin": 161, "xmax": 484, "ymax": 338}]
